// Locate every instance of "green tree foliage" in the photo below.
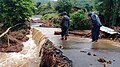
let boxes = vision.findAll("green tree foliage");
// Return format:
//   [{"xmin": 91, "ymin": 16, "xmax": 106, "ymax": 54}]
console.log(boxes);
[
  {"xmin": 36, "ymin": 2, "xmax": 41, "ymax": 8},
  {"xmin": 0, "ymin": 0, "xmax": 35, "ymax": 28},
  {"xmin": 54, "ymin": 0, "xmax": 72, "ymax": 14},
  {"xmin": 85, "ymin": 4, "xmax": 93, "ymax": 12},
  {"xmin": 37, "ymin": 2, "xmax": 55, "ymax": 15},
  {"xmin": 70, "ymin": 10, "xmax": 91, "ymax": 30},
  {"xmin": 95, "ymin": 0, "xmax": 120, "ymax": 27},
  {"xmin": 71, "ymin": 0, "xmax": 95, "ymax": 8},
  {"xmin": 34, "ymin": 0, "xmax": 50, "ymax": 4}
]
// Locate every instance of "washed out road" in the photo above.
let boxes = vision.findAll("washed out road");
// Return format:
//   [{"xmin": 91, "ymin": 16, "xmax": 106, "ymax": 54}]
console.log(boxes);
[{"xmin": 32, "ymin": 23, "xmax": 120, "ymax": 67}]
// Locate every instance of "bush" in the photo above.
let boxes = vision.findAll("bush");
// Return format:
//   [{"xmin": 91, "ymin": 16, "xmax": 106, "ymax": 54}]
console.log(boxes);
[
  {"xmin": 41, "ymin": 13, "xmax": 60, "ymax": 27},
  {"xmin": 70, "ymin": 10, "xmax": 91, "ymax": 30},
  {"xmin": 0, "ymin": 0, "xmax": 35, "ymax": 28},
  {"xmin": 54, "ymin": 0, "xmax": 72, "ymax": 14},
  {"xmin": 36, "ymin": 2, "xmax": 56, "ymax": 15}
]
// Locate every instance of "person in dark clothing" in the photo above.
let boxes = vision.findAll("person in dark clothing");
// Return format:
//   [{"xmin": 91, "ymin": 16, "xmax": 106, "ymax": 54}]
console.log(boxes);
[
  {"xmin": 61, "ymin": 12, "xmax": 70, "ymax": 40},
  {"xmin": 88, "ymin": 12, "xmax": 102, "ymax": 42}
]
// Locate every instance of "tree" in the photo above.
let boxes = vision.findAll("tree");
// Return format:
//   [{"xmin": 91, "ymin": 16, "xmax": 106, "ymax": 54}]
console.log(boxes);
[
  {"xmin": 70, "ymin": 10, "xmax": 91, "ymax": 30},
  {"xmin": 0, "ymin": 0, "xmax": 35, "ymax": 28},
  {"xmin": 37, "ymin": 2, "xmax": 55, "ymax": 15},
  {"xmin": 36, "ymin": 2, "xmax": 41, "ymax": 8},
  {"xmin": 85, "ymin": 4, "xmax": 93, "ymax": 12},
  {"xmin": 54, "ymin": 0, "xmax": 72, "ymax": 14},
  {"xmin": 95, "ymin": 0, "xmax": 120, "ymax": 27}
]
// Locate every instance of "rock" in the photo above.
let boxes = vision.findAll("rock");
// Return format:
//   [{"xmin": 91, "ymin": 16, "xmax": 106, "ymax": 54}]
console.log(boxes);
[
  {"xmin": 93, "ymin": 54, "xmax": 97, "ymax": 56},
  {"xmin": 90, "ymin": 64, "xmax": 92, "ymax": 65},
  {"xmin": 113, "ymin": 60, "xmax": 115, "ymax": 62},
  {"xmin": 97, "ymin": 58, "xmax": 112, "ymax": 64},
  {"xmin": 80, "ymin": 51, "xmax": 87, "ymax": 53},
  {"xmin": 87, "ymin": 52, "xmax": 91, "ymax": 56},
  {"xmin": 97, "ymin": 58, "xmax": 107, "ymax": 63}
]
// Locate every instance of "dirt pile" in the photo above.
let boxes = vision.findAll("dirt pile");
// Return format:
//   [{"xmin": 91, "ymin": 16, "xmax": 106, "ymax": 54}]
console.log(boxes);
[
  {"xmin": 39, "ymin": 40, "xmax": 72, "ymax": 67},
  {"xmin": 39, "ymin": 22, "xmax": 54, "ymax": 28},
  {"xmin": 0, "ymin": 29, "xmax": 30, "ymax": 52}
]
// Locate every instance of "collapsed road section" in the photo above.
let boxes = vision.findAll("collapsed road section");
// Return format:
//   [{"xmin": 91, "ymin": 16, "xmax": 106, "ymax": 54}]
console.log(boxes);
[
  {"xmin": 0, "ymin": 28, "xmax": 72, "ymax": 67},
  {"xmin": 32, "ymin": 28, "xmax": 72, "ymax": 67}
]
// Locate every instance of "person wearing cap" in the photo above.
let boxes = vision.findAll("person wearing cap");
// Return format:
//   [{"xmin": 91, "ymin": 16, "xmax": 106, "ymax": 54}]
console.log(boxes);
[
  {"xmin": 61, "ymin": 12, "xmax": 70, "ymax": 40},
  {"xmin": 88, "ymin": 12, "xmax": 102, "ymax": 42}
]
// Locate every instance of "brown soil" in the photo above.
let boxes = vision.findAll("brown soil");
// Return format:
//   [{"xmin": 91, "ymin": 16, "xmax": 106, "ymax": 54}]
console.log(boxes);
[
  {"xmin": 39, "ymin": 40, "xmax": 72, "ymax": 67},
  {"xmin": 0, "ymin": 29, "xmax": 30, "ymax": 52},
  {"xmin": 39, "ymin": 22, "xmax": 54, "ymax": 28},
  {"xmin": 113, "ymin": 26, "xmax": 120, "ymax": 33},
  {"xmin": 31, "ymin": 19, "xmax": 56, "ymax": 28}
]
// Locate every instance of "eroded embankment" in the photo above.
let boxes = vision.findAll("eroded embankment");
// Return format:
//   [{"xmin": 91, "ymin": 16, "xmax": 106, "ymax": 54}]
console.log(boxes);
[
  {"xmin": 32, "ymin": 28, "xmax": 72, "ymax": 67},
  {"xmin": 0, "ymin": 28, "xmax": 72, "ymax": 67}
]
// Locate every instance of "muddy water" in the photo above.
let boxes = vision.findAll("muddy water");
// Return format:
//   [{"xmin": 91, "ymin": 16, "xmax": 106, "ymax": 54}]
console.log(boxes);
[
  {"xmin": 0, "ymin": 31, "xmax": 41, "ymax": 67},
  {"xmin": 32, "ymin": 23, "xmax": 120, "ymax": 67},
  {"xmin": 92, "ymin": 39, "xmax": 120, "ymax": 50}
]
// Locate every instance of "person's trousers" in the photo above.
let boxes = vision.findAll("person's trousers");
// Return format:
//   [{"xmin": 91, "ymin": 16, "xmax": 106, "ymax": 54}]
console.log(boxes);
[
  {"xmin": 61, "ymin": 26, "xmax": 68, "ymax": 38},
  {"xmin": 91, "ymin": 27, "xmax": 100, "ymax": 41}
]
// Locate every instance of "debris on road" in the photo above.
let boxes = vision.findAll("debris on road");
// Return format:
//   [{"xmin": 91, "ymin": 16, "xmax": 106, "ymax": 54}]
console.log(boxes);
[
  {"xmin": 97, "ymin": 58, "xmax": 112, "ymax": 64},
  {"xmin": 80, "ymin": 50, "xmax": 87, "ymax": 53}
]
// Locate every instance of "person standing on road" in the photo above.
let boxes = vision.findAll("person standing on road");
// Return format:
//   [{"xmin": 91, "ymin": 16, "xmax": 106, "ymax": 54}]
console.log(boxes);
[
  {"xmin": 88, "ymin": 12, "xmax": 102, "ymax": 42},
  {"xmin": 61, "ymin": 12, "xmax": 70, "ymax": 40}
]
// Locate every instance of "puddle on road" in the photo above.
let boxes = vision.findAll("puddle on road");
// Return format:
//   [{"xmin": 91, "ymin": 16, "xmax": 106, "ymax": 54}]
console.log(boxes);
[
  {"xmin": 92, "ymin": 39, "xmax": 120, "ymax": 50},
  {"xmin": 58, "ymin": 36, "xmax": 120, "ymax": 51},
  {"xmin": 60, "ymin": 38, "xmax": 92, "ymax": 49}
]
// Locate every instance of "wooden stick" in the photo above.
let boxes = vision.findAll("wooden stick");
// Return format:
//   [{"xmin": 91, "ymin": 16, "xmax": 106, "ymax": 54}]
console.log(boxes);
[
  {"xmin": 0, "ymin": 27, "xmax": 11, "ymax": 38},
  {"xmin": 0, "ymin": 23, "xmax": 22, "ymax": 38}
]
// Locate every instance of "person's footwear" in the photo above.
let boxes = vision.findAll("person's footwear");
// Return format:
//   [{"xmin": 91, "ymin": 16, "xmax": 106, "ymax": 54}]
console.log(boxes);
[
  {"xmin": 61, "ymin": 37, "xmax": 64, "ymax": 40},
  {"xmin": 94, "ymin": 40, "xmax": 97, "ymax": 42},
  {"xmin": 65, "ymin": 37, "xmax": 67, "ymax": 40},
  {"xmin": 91, "ymin": 40, "xmax": 94, "ymax": 42},
  {"xmin": 91, "ymin": 40, "xmax": 97, "ymax": 42}
]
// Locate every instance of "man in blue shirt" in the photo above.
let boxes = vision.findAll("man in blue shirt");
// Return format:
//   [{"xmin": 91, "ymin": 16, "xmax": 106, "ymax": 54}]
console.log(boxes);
[{"xmin": 88, "ymin": 12, "xmax": 102, "ymax": 42}]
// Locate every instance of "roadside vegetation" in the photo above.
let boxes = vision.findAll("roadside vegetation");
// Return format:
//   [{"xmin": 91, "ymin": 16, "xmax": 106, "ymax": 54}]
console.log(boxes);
[
  {"xmin": 35, "ymin": 0, "xmax": 120, "ymax": 30},
  {"xmin": 0, "ymin": 0, "xmax": 120, "ymax": 52},
  {"xmin": 0, "ymin": 0, "xmax": 35, "ymax": 52}
]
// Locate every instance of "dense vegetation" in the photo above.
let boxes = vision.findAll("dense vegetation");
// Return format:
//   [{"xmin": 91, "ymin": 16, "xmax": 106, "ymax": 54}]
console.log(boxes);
[
  {"xmin": 70, "ymin": 10, "xmax": 91, "ymax": 30},
  {"xmin": 95, "ymin": 0, "xmax": 120, "ymax": 27},
  {"xmin": 0, "ymin": 0, "xmax": 119, "ymax": 47},
  {"xmin": 54, "ymin": 0, "xmax": 72, "ymax": 14},
  {"xmin": 36, "ymin": 0, "xmax": 120, "ymax": 30},
  {"xmin": 0, "ymin": 0, "xmax": 35, "ymax": 46},
  {"xmin": 36, "ymin": 2, "xmax": 55, "ymax": 15},
  {"xmin": 36, "ymin": 0, "xmax": 93, "ymax": 30},
  {"xmin": 0, "ymin": 0, "xmax": 35, "ymax": 29},
  {"xmin": 1, "ymin": 0, "xmax": 120, "ymax": 31}
]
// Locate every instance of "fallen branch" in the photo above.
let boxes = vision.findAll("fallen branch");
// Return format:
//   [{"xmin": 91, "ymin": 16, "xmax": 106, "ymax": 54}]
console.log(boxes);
[
  {"xmin": 0, "ymin": 23, "xmax": 22, "ymax": 38},
  {"xmin": 0, "ymin": 27, "xmax": 11, "ymax": 38}
]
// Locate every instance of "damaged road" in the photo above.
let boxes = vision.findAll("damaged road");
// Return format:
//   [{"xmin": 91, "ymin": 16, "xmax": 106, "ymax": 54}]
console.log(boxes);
[{"xmin": 32, "ymin": 23, "xmax": 120, "ymax": 67}]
